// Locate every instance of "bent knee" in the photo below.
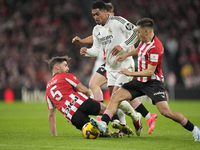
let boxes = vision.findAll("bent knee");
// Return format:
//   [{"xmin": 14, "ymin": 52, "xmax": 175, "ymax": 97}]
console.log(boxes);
[
  {"xmin": 160, "ymin": 110, "xmax": 172, "ymax": 118},
  {"xmin": 110, "ymin": 90, "xmax": 125, "ymax": 102},
  {"xmin": 89, "ymin": 81, "xmax": 95, "ymax": 89}
]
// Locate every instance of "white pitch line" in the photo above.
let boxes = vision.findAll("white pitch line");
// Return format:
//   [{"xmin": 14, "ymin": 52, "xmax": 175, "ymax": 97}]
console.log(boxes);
[{"xmin": 0, "ymin": 144, "xmax": 147, "ymax": 150}]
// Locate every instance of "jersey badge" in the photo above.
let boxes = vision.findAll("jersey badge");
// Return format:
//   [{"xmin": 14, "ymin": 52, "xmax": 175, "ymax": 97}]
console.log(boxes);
[
  {"xmin": 150, "ymin": 54, "xmax": 158, "ymax": 62},
  {"xmin": 125, "ymin": 23, "xmax": 134, "ymax": 30},
  {"xmin": 108, "ymin": 27, "xmax": 112, "ymax": 33}
]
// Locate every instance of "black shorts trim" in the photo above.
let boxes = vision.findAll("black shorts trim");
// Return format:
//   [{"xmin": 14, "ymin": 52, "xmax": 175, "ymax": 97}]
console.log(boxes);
[
  {"xmin": 71, "ymin": 98, "xmax": 101, "ymax": 130},
  {"xmin": 96, "ymin": 63, "xmax": 107, "ymax": 78},
  {"xmin": 122, "ymin": 79, "xmax": 167, "ymax": 105}
]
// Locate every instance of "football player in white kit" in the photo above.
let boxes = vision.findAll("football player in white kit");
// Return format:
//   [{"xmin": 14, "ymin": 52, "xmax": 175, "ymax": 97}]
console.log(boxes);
[
  {"xmin": 72, "ymin": 3, "xmax": 113, "ymax": 121},
  {"xmin": 79, "ymin": 1, "xmax": 145, "ymax": 136},
  {"xmin": 73, "ymin": 3, "xmax": 134, "ymax": 135}
]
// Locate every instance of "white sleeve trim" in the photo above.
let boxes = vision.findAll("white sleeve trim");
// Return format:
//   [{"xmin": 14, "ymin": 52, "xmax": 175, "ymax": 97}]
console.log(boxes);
[
  {"xmin": 65, "ymin": 78, "xmax": 78, "ymax": 87},
  {"xmin": 47, "ymin": 96, "xmax": 55, "ymax": 109}
]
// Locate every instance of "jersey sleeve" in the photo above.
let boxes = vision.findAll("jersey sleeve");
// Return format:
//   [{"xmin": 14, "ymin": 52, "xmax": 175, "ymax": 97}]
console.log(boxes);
[
  {"xmin": 64, "ymin": 73, "xmax": 80, "ymax": 87},
  {"xmin": 85, "ymin": 26, "xmax": 101, "ymax": 57},
  {"xmin": 46, "ymin": 95, "xmax": 56, "ymax": 109},
  {"xmin": 116, "ymin": 16, "xmax": 138, "ymax": 51},
  {"xmin": 148, "ymin": 46, "xmax": 160, "ymax": 66}
]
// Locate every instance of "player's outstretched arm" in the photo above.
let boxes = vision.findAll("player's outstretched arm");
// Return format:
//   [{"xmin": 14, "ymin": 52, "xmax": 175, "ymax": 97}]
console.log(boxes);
[
  {"xmin": 72, "ymin": 36, "xmax": 82, "ymax": 44},
  {"xmin": 72, "ymin": 36, "xmax": 93, "ymax": 45},
  {"xmin": 119, "ymin": 64, "xmax": 157, "ymax": 77},
  {"xmin": 48, "ymin": 108, "xmax": 57, "ymax": 136},
  {"xmin": 113, "ymin": 47, "xmax": 138, "ymax": 63},
  {"xmin": 80, "ymin": 35, "xmax": 93, "ymax": 45},
  {"xmin": 76, "ymin": 83, "xmax": 92, "ymax": 97}
]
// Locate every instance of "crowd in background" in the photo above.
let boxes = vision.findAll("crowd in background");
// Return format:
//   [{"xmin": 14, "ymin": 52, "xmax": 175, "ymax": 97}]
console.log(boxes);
[{"xmin": 0, "ymin": 0, "xmax": 199, "ymax": 89}]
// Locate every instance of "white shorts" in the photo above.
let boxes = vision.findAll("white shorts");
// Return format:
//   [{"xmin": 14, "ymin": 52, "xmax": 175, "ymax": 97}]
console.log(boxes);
[{"xmin": 107, "ymin": 66, "xmax": 134, "ymax": 87}]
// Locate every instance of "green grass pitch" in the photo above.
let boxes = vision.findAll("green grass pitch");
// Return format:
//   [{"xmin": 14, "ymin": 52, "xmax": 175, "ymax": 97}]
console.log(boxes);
[{"xmin": 0, "ymin": 100, "xmax": 200, "ymax": 150}]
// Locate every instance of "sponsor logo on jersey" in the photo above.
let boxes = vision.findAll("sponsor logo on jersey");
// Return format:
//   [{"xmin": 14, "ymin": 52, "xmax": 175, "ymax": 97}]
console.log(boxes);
[
  {"xmin": 97, "ymin": 32, "xmax": 101, "ymax": 36},
  {"xmin": 99, "ymin": 35, "xmax": 113, "ymax": 45}
]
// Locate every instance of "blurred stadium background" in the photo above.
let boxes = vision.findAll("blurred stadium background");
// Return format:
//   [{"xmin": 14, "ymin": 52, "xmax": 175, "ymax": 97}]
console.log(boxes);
[{"xmin": 0, "ymin": 0, "xmax": 199, "ymax": 103}]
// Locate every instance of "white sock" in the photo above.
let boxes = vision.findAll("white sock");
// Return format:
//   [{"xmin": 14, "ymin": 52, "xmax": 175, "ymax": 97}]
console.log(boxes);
[
  {"xmin": 145, "ymin": 113, "xmax": 151, "ymax": 120},
  {"xmin": 116, "ymin": 109, "xmax": 126, "ymax": 124},
  {"xmin": 118, "ymin": 101, "xmax": 139, "ymax": 122}
]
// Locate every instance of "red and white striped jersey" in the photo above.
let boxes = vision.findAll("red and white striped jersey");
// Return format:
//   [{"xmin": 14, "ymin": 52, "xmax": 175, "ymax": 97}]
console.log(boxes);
[
  {"xmin": 46, "ymin": 73, "xmax": 89, "ymax": 123},
  {"xmin": 137, "ymin": 35, "xmax": 164, "ymax": 82}
]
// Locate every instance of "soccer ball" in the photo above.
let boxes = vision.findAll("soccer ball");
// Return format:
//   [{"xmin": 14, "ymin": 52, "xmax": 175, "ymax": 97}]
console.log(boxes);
[{"xmin": 82, "ymin": 122, "xmax": 100, "ymax": 139}]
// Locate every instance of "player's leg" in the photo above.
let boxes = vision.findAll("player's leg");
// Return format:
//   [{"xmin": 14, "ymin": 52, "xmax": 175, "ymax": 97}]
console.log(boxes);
[
  {"xmin": 89, "ymin": 72, "xmax": 107, "ymax": 102},
  {"xmin": 130, "ymin": 98, "xmax": 157, "ymax": 134},
  {"xmin": 90, "ymin": 87, "xmax": 133, "ymax": 135},
  {"xmin": 112, "ymin": 85, "xmax": 139, "ymax": 122},
  {"xmin": 126, "ymin": 79, "xmax": 157, "ymax": 134},
  {"xmin": 156, "ymin": 101, "xmax": 200, "ymax": 141},
  {"xmin": 89, "ymin": 64, "xmax": 107, "ymax": 121},
  {"xmin": 114, "ymin": 73, "xmax": 143, "ymax": 135},
  {"xmin": 108, "ymin": 86, "xmax": 127, "ymax": 126},
  {"xmin": 81, "ymin": 98, "xmax": 123, "ymax": 137}
]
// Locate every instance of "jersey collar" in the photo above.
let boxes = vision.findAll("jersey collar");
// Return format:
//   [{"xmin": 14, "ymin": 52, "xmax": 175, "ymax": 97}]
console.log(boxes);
[
  {"xmin": 144, "ymin": 34, "xmax": 155, "ymax": 44},
  {"xmin": 53, "ymin": 72, "xmax": 59, "ymax": 77}
]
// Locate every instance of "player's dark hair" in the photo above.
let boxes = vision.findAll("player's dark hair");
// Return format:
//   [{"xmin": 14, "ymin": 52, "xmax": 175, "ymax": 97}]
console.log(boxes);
[
  {"xmin": 92, "ymin": 0, "xmax": 106, "ymax": 11},
  {"xmin": 46, "ymin": 55, "xmax": 71, "ymax": 71},
  {"xmin": 105, "ymin": 3, "xmax": 114, "ymax": 13},
  {"xmin": 136, "ymin": 18, "xmax": 154, "ymax": 28}
]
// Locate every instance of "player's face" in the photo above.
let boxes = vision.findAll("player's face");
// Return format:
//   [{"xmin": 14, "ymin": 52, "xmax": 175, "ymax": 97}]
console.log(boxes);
[
  {"xmin": 92, "ymin": 9, "xmax": 108, "ymax": 25},
  {"xmin": 136, "ymin": 26, "xmax": 147, "ymax": 43},
  {"xmin": 59, "ymin": 61, "xmax": 69, "ymax": 73}
]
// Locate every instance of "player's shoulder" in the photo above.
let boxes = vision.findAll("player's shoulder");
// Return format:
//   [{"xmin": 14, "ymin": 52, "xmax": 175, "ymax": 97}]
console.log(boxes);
[
  {"xmin": 61, "ymin": 72, "xmax": 74, "ymax": 76},
  {"xmin": 153, "ymin": 36, "xmax": 163, "ymax": 47},
  {"xmin": 149, "ymin": 35, "xmax": 164, "ymax": 52},
  {"xmin": 54, "ymin": 72, "xmax": 74, "ymax": 78},
  {"xmin": 93, "ymin": 24, "xmax": 102, "ymax": 30},
  {"xmin": 110, "ymin": 16, "xmax": 127, "ymax": 24}
]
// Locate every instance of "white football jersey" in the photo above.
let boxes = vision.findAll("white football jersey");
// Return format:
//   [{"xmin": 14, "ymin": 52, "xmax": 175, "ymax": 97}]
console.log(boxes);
[{"xmin": 86, "ymin": 16, "xmax": 138, "ymax": 72}]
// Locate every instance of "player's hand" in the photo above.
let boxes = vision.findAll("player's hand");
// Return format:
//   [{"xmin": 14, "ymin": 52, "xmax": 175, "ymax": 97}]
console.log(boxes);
[
  {"xmin": 80, "ymin": 47, "xmax": 87, "ymax": 56},
  {"xmin": 72, "ymin": 36, "xmax": 82, "ymax": 44},
  {"xmin": 111, "ymin": 45, "xmax": 122, "ymax": 56},
  {"xmin": 87, "ymin": 90, "xmax": 92, "ymax": 97},
  {"xmin": 51, "ymin": 134, "xmax": 58, "ymax": 137},
  {"xmin": 118, "ymin": 68, "xmax": 131, "ymax": 76},
  {"xmin": 113, "ymin": 55, "xmax": 126, "ymax": 63}
]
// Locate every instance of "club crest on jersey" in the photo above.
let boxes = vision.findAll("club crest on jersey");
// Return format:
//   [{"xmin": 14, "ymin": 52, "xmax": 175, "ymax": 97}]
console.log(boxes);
[
  {"xmin": 108, "ymin": 27, "xmax": 112, "ymax": 33},
  {"xmin": 125, "ymin": 23, "xmax": 134, "ymax": 30}
]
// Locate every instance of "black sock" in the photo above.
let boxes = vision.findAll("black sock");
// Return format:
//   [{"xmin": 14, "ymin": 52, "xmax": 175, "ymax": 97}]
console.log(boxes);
[
  {"xmin": 101, "ymin": 114, "xmax": 111, "ymax": 125},
  {"xmin": 111, "ymin": 114, "xmax": 119, "ymax": 122},
  {"xmin": 135, "ymin": 103, "xmax": 149, "ymax": 118},
  {"xmin": 183, "ymin": 120, "xmax": 194, "ymax": 131}
]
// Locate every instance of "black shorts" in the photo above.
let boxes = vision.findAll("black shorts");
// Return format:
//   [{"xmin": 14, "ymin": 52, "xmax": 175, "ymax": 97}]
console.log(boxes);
[
  {"xmin": 71, "ymin": 98, "xmax": 101, "ymax": 130},
  {"xmin": 96, "ymin": 63, "xmax": 107, "ymax": 78},
  {"xmin": 122, "ymin": 79, "xmax": 167, "ymax": 105}
]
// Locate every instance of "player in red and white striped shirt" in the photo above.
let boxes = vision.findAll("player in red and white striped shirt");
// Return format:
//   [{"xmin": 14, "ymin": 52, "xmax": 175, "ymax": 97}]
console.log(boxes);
[
  {"xmin": 136, "ymin": 34, "xmax": 164, "ymax": 83},
  {"xmin": 90, "ymin": 18, "xmax": 200, "ymax": 141},
  {"xmin": 45, "ymin": 55, "xmax": 122, "ymax": 137}
]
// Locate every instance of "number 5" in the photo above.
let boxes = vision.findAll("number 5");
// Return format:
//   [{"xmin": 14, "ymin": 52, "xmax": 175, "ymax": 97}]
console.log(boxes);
[{"xmin": 50, "ymin": 85, "xmax": 63, "ymax": 101}]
